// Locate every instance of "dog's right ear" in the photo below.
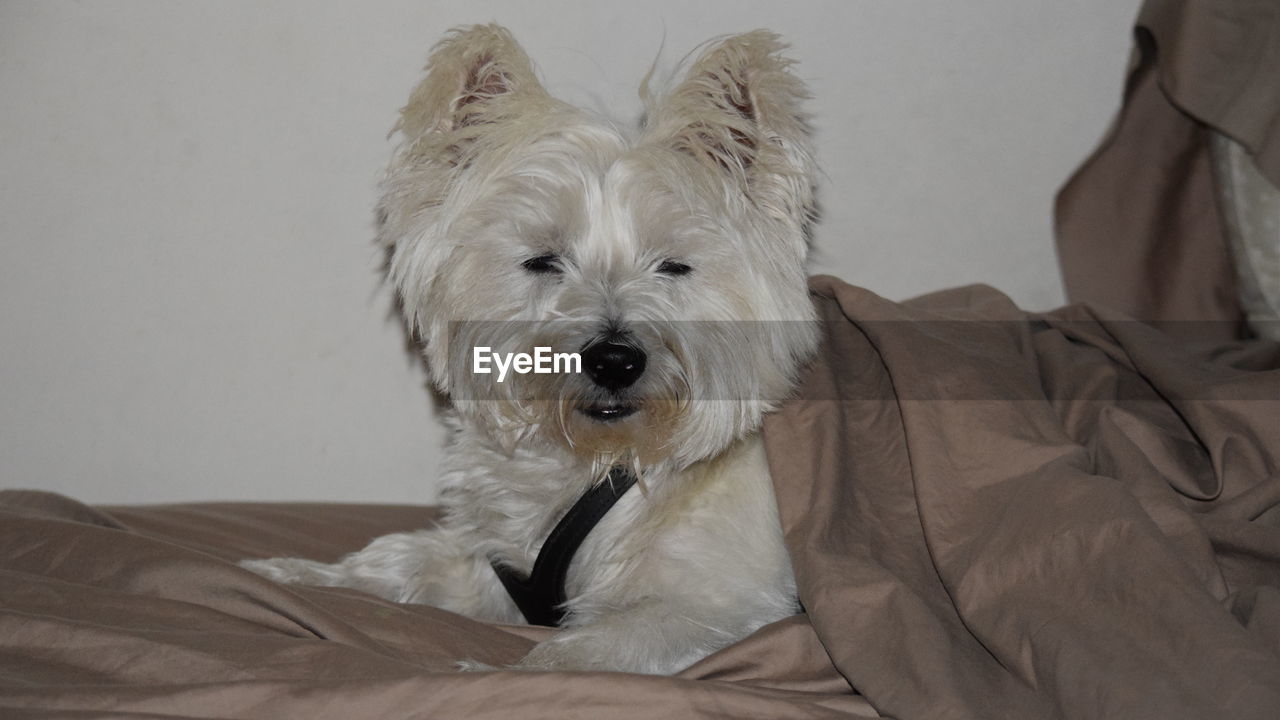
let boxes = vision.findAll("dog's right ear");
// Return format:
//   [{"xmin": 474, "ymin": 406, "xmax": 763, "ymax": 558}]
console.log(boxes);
[
  {"xmin": 377, "ymin": 26, "xmax": 554, "ymax": 383},
  {"xmin": 394, "ymin": 24, "xmax": 550, "ymax": 154}
]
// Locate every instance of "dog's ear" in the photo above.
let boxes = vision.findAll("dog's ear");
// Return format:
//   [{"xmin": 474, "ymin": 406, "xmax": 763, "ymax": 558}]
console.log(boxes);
[
  {"xmin": 644, "ymin": 31, "xmax": 816, "ymax": 226},
  {"xmin": 377, "ymin": 25, "xmax": 555, "ymax": 366},
  {"xmin": 394, "ymin": 24, "xmax": 550, "ymax": 156}
]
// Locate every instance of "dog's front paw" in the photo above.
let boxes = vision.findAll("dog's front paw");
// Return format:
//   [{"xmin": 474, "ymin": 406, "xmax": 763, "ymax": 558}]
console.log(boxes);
[
  {"xmin": 508, "ymin": 636, "xmax": 605, "ymax": 672},
  {"xmin": 239, "ymin": 557, "xmax": 334, "ymax": 585},
  {"xmin": 508, "ymin": 617, "xmax": 714, "ymax": 674}
]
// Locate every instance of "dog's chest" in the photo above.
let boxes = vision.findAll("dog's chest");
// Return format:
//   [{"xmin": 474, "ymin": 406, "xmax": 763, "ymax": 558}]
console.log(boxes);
[{"xmin": 446, "ymin": 433, "xmax": 784, "ymax": 613}]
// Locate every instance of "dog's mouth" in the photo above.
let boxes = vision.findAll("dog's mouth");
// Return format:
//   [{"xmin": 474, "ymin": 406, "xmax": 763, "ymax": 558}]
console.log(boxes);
[{"xmin": 580, "ymin": 403, "xmax": 637, "ymax": 422}]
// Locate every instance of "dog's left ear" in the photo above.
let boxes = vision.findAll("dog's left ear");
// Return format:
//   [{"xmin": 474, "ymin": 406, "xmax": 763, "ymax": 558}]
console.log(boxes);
[{"xmin": 644, "ymin": 31, "xmax": 816, "ymax": 227}]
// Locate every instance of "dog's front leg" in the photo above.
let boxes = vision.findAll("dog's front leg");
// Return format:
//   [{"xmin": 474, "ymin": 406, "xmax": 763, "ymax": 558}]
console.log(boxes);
[
  {"xmin": 240, "ymin": 527, "xmax": 518, "ymax": 622},
  {"xmin": 512, "ymin": 598, "xmax": 755, "ymax": 675}
]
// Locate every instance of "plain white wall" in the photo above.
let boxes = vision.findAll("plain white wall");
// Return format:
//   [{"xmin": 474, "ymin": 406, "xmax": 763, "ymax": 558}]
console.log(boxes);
[{"xmin": 0, "ymin": 0, "xmax": 1142, "ymax": 504}]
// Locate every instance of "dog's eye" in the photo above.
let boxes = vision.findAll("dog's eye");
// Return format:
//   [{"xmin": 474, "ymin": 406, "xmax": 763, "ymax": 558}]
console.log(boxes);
[
  {"xmin": 657, "ymin": 259, "xmax": 692, "ymax": 276},
  {"xmin": 521, "ymin": 254, "xmax": 561, "ymax": 274}
]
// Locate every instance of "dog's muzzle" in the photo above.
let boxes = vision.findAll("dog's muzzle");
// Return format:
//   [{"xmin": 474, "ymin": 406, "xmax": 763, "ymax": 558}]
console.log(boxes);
[{"xmin": 579, "ymin": 336, "xmax": 645, "ymax": 421}]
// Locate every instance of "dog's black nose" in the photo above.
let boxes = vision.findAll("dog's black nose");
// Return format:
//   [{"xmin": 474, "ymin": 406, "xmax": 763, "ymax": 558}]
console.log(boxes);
[{"xmin": 581, "ymin": 341, "xmax": 646, "ymax": 392}]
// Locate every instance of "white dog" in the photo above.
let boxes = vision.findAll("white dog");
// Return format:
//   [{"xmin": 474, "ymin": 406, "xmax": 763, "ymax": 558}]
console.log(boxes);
[{"xmin": 243, "ymin": 24, "xmax": 819, "ymax": 675}]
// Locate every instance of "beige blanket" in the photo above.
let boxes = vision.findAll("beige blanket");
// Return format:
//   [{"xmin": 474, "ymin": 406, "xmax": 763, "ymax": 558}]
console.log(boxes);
[{"xmin": 1056, "ymin": 0, "xmax": 1280, "ymax": 341}]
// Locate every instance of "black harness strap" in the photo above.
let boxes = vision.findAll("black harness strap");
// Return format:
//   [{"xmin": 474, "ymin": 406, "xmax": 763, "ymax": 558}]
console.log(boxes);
[{"xmin": 491, "ymin": 467, "xmax": 638, "ymax": 627}]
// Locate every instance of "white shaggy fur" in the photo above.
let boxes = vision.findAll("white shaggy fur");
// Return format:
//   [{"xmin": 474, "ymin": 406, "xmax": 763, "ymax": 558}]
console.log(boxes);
[{"xmin": 242, "ymin": 24, "xmax": 819, "ymax": 675}]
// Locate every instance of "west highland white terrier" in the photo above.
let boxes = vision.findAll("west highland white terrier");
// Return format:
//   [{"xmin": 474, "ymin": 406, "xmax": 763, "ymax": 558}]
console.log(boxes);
[{"xmin": 243, "ymin": 23, "xmax": 820, "ymax": 675}]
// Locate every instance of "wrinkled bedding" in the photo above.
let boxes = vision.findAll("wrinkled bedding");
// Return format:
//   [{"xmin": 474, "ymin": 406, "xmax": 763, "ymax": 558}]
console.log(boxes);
[
  {"xmin": 5, "ymin": 275, "xmax": 1280, "ymax": 719},
  {"xmin": 767, "ymin": 276, "xmax": 1280, "ymax": 719},
  {"xmin": 1056, "ymin": 0, "xmax": 1280, "ymax": 341}
]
